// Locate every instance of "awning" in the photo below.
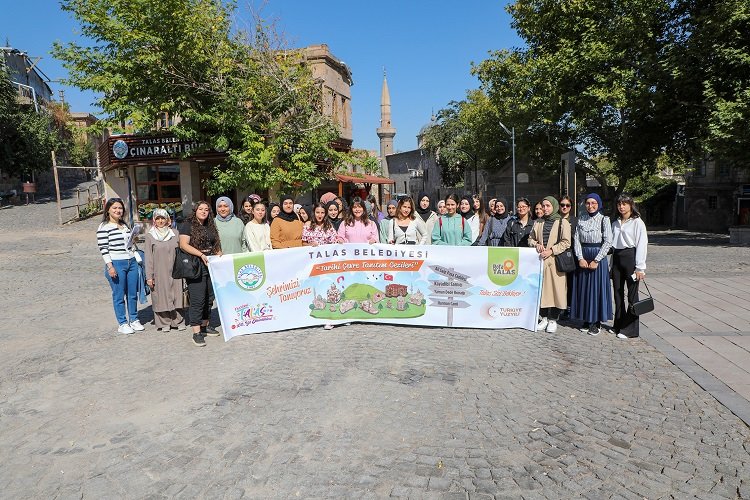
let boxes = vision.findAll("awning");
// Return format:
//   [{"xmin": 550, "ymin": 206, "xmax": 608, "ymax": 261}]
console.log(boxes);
[{"xmin": 334, "ymin": 173, "xmax": 395, "ymax": 185}]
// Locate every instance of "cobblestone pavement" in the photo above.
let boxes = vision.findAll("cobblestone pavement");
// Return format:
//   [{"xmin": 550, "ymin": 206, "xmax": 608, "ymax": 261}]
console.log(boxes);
[{"xmin": 1, "ymin": 200, "xmax": 749, "ymax": 499}]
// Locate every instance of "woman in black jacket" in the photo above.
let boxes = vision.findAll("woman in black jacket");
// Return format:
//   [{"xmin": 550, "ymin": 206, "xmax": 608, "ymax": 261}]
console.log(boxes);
[{"xmin": 502, "ymin": 197, "xmax": 534, "ymax": 247}]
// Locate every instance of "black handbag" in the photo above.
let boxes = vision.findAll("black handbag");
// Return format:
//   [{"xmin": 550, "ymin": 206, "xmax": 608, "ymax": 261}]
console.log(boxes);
[
  {"xmin": 172, "ymin": 248, "xmax": 201, "ymax": 280},
  {"xmin": 553, "ymin": 220, "xmax": 576, "ymax": 273},
  {"xmin": 629, "ymin": 279, "xmax": 655, "ymax": 316}
]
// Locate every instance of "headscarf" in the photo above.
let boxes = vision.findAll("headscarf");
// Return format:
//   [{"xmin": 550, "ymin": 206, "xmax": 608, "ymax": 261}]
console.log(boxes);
[
  {"xmin": 299, "ymin": 204, "xmax": 313, "ymax": 223},
  {"xmin": 584, "ymin": 192, "xmax": 603, "ymax": 214},
  {"xmin": 326, "ymin": 200, "xmax": 342, "ymax": 230},
  {"xmin": 415, "ymin": 192, "xmax": 432, "ymax": 222},
  {"xmin": 384, "ymin": 199, "xmax": 398, "ymax": 220},
  {"xmin": 493, "ymin": 196, "xmax": 509, "ymax": 220},
  {"xmin": 320, "ymin": 192, "xmax": 337, "ymax": 205},
  {"xmin": 267, "ymin": 202, "xmax": 280, "ymax": 223},
  {"xmin": 148, "ymin": 208, "xmax": 176, "ymax": 241},
  {"xmin": 276, "ymin": 195, "xmax": 299, "ymax": 223},
  {"xmin": 459, "ymin": 195, "xmax": 475, "ymax": 219},
  {"xmin": 215, "ymin": 196, "xmax": 234, "ymax": 222},
  {"xmin": 248, "ymin": 193, "xmax": 261, "ymax": 204},
  {"xmin": 543, "ymin": 196, "xmax": 561, "ymax": 221},
  {"xmin": 293, "ymin": 203, "xmax": 302, "ymax": 216}
]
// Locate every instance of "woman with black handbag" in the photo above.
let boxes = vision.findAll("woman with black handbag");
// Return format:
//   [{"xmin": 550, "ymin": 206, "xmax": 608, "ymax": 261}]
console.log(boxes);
[
  {"xmin": 528, "ymin": 196, "xmax": 571, "ymax": 333},
  {"xmin": 611, "ymin": 194, "xmax": 648, "ymax": 339},
  {"xmin": 179, "ymin": 201, "xmax": 223, "ymax": 347}
]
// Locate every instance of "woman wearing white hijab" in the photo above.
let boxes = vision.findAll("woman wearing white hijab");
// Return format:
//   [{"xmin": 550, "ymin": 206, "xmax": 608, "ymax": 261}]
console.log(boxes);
[
  {"xmin": 214, "ymin": 196, "xmax": 246, "ymax": 254},
  {"xmin": 144, "ymin": 209, "xmax": 186, "ymax": 331}
]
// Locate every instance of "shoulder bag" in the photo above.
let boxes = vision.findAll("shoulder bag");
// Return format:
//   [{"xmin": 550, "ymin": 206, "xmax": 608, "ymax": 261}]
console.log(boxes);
[
  {"xmin": 172, "ymin": 248, "xmax": 201, "ymax": 280},
  {"xmin": 629, "ymin": 279, "xmax": 655, "ymax": 316},
  {"xmin": 554, "ymin": 220, "xmax": 576, "ymax": 273}
]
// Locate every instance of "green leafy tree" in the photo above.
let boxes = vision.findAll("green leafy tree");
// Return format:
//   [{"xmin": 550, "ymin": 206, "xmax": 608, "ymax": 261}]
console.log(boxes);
[
  {"xmin": 421, "ymin": 90, "xmax": 509, "ymax": 188},
  {"xmin": 0, "ymin": 69, "xmax": 65, "ymax": 179},
  {"xmin": 53, "ymin": 0, "xmax": 346, "ymax": 193},
  {"xmin": 471, "ymin": 0, "xmax": 686, "ymax": 194}
]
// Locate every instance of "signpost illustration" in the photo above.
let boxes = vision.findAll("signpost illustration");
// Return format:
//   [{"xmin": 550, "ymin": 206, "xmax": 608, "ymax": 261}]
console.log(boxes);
[{"xmin": 428, "ymin": 265, "xmax": 474, "ymax": 326}]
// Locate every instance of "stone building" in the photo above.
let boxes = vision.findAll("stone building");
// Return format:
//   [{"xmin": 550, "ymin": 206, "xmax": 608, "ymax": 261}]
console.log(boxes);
[
  {"xmin": 1, "ymin": 46, "xmax": 53, "ymax": 110},
  {"xmin": 98, "ymin": 44, "xmax": 356, "ymax": 221}
]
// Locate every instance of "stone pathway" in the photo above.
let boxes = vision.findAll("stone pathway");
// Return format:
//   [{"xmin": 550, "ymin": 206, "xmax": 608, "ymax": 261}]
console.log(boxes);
[{"xmin": 1, "ymin": 204, "xmax": 749, "ymax": 499}]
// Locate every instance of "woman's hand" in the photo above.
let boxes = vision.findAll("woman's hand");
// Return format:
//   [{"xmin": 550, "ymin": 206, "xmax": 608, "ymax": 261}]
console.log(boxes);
[
  {"xmin": 578, "ymin": 259, "xmax": 589, "ymax": 269},
  {"xmin": 147, "ymin": 278, "xmax": 154, "ymax": 288},
  {"xmin": 310, "ymin": 241, "xmax": 319, "ymax": 247},
  {"xmin": 589, "ymin": 261, "xmax": 599, "ymax": 270},
  {"xmin": 535, "ymin": 243, "xmax": 545, "ymax": 254},
  {"xmin": 336, "ymin": 237, "xmax": 345, "ymax": 244},
  {"xmin": 107, "ymin": 265, "xmax": 117, "ymax": 279},
  {"xmin": 368, "ymin": 238, "xmax": 376, "ymax": 244},
  {"xmin": 215, "ymin": 251, "xmax": 223, "ymax": 257},
  {"xmin": 635, "ymin": 270, "xmax": 645, "ymax": 281},
  {"xmin": 201, "ymin": 254, "xmax": 209, "ymax": 266},
  {"xmin": 541, "ymin": 249, "xmax": 553, "ymax": 259}
]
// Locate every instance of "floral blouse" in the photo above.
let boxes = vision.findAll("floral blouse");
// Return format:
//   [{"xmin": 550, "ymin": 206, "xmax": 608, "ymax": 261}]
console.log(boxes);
[{"xmin": 302, "ymin": 224, "xmax": 338, "ymax": 246}]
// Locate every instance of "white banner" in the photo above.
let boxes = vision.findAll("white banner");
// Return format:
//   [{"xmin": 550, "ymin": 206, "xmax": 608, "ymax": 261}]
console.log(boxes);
[{"xmin": 207, "ymin": 244, "xmax": 543, "ymax": 340}]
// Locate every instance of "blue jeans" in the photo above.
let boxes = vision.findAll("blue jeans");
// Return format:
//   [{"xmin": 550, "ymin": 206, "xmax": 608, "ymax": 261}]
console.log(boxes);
[{"xmin": 105, "ymin": 258, "xmax": 139, "ymax": 325}]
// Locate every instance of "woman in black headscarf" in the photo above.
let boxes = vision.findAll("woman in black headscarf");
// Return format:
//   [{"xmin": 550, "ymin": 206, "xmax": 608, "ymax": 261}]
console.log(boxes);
[
  {"xmin": 415, "ymin": 192, "xmax": 439, "ymax": 244},
  {"xmin": 458, "ymin": 194, "xmax": 480, "ymax": 243},
  {"xmin": 267, "ymin": 202, "xmax": 281, "ymax": 224},
  {"xmin": 270, "ymin": 195, "xmax": 303, "ymax": 249},
  {"xmin": 477, "ymin": 196, "xmax": 511, "ymax": 246},
  {"xmin": 326, "ymin": 200, "xmax": 343, "ymax": 231}
]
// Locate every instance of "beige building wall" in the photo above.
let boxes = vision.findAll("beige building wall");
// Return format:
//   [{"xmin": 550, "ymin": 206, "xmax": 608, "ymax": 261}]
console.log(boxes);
[{"xmin": 303, "ymin": 44, "xmax": 353, "ymax": 146}]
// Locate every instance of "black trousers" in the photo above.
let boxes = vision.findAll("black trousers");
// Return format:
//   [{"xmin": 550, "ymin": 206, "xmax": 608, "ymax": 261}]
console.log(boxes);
[
  {"xmin": 539, "ymin": 307, "xmax": 561, "ymax": 320},
  {"xmin": 611, "ymin": 247, "xmax": 640, "ymax": 337},
  {"xmin": 186, "ymin": 263, "xmax": 214, "ymax": 326}
]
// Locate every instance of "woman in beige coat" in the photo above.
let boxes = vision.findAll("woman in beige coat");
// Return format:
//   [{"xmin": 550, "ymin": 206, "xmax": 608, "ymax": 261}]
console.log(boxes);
[
  {"xmin": 144, "ymin": 209, "xmax": 185, "ymax": 331},
  {"xmin": 529, "ymin": 196, "xmax": 571, "ymax": 333}
]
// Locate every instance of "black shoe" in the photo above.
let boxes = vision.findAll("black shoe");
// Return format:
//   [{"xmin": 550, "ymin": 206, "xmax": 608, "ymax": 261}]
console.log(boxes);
[
  {"xmin": 192, "ymin": 333, "xmax": 206, "ymax": 347},
  {"xmin": 588, "ymin": 324, "xmax": 601, "ymax": 336},
  {"xmin": 201, "ymin": 325, "xmax": 220, "ymax": 337}
]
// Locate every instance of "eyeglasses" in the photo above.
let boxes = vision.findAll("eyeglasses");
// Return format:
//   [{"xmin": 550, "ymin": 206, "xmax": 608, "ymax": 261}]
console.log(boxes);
[{"xmin": 560, "ymin": 204, "xmax": 571, "ymax": 207}]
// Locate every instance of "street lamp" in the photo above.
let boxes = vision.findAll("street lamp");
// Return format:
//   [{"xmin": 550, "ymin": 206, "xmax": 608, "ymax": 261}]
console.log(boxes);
[{"xmin": 498, "ymin": 121, "xmax": 516, "ymax": 212}]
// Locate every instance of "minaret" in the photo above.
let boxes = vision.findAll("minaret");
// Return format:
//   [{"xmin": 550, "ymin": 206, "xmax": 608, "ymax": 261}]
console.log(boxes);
[{"xmin": 376, "ymin": 69, "xmax": 395, "ymax": 177}]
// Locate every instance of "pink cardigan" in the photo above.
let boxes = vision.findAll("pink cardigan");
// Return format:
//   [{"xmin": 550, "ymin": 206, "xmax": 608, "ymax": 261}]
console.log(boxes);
[{"xmin": 337, "ymin": 219, "xmax": 378, "ymax": 243}]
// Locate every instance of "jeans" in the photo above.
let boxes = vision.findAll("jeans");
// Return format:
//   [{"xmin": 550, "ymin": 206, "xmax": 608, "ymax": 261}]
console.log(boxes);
[{"xmin": 105, "ymin": 258, "xmax": 139, "ymax": 325}]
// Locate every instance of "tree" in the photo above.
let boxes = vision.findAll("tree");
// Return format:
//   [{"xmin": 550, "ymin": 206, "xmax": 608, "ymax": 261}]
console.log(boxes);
[
  {"xmin": 53, "ymin": 0, "xmax": 347, "ymax": 193},
  {"xmin": 420, "ymin": 90, "xmax": 510, "ymax": 189},
  {"xmin": 0, "ymin": 69, "xmax": 65, "ymax": 179},
  {"xmin": 472, "ymin": 0, "xmax": 686, "ymax": 195},
  {"xmin": 670, "ymin": 0, "xmax": 750, "ymax": 166}
]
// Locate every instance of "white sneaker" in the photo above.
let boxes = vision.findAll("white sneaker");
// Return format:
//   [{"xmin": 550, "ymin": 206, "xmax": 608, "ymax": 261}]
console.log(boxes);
[
  {"xmin": 117, "ymin": 323, "xmax": 134, "ymax": 334},
  {"xmin": 129, "ymin": 320, "xmax": 145, "ymax": 331},
  {"xmin": 546, "ymin": 319, "xmax": 558, "ymax": 333},
  {"xmin": 323, "ymin": 324, "xmax": 334, "ymax": 330},
  {"xmin": 616, "ymin": 333, "xmax": 630, "ymax": 339},
  {"xmin": 537, "ymin": 317, "xmax": 549, "ymax": 330}
]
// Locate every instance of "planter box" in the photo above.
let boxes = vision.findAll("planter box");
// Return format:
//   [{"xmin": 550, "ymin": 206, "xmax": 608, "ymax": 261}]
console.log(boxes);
[{"xmin": 729, "ymin": 226, "xmax": 750, "ymax": 245}]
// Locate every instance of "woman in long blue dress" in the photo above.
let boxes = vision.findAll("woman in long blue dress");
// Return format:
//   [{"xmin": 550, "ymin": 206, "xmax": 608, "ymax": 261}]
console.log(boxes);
[{"xmin": 571, "ymin": 193, "xmax": 613, "ymax": 335}]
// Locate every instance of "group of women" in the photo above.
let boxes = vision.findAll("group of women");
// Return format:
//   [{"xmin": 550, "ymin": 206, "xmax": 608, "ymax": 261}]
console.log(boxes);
[{"xmin": 97, "ymin": 190, "xmax": 647, "ymax": 345}]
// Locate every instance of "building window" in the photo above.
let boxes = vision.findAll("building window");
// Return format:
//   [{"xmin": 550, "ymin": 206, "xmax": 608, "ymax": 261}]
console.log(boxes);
[
  {"xmin": 135, "ymin": 165, "xmax": 181, "ymax": 217},
  {"xmin": 157, "ymin": 112, "xmax": 174, "ymax": 129},
  {"xmin": 708, "ymin": 195, "xmax": 718, "ymax": 210},
  {"xmin": 717, "ymin": 161, "xmax": 730, "ymax": 178},
  {"xmin": 693, "ymin": 160, "xmax": 706, "ymax": 177}
]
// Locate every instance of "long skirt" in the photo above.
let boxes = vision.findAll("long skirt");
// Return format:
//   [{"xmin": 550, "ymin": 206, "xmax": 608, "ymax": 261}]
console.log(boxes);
[{"xmin": 571, "ymin": 244, "xmax": 613, "ymax": 324}]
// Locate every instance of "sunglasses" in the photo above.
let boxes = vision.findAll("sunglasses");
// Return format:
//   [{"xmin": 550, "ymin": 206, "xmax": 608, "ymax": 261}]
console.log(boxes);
[{"xmin": 560, "ymin": 203, "xmax": 571, "ymax": 207}]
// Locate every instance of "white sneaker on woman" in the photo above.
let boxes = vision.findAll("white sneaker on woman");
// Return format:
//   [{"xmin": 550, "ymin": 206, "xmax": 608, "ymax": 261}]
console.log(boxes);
[
  {"xmin": 117, "ymin": 324, "xmax": 134, "ymax": 334},
  {"xmin": 129, "ymin": 320, "xmax": 145, "ymax": 331},
  {"xmin": 546, "ymin": 320, "xmax": 558, "ymax": 333},
  {"xmin": 537, "ymin": 317, "xmax": 549, "ymax": 331}
]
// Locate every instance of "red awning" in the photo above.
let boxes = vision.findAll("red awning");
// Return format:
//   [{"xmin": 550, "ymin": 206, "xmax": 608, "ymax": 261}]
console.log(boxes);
[{"xmin": 334, "ymin": 173, "xmax": 395, "ymax": 185}]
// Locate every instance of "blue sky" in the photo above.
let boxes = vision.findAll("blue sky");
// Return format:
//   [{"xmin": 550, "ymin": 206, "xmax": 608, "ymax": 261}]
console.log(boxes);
[{"xmin": 1, "ymin": 0, "xmax": 521, "ymax": 153}]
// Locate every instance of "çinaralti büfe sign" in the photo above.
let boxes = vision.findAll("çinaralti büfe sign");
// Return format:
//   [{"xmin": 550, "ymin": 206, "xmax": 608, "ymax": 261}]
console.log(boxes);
[{"xmin": 108, "ymin": 135, "xmax": 204, "ymax": 163}]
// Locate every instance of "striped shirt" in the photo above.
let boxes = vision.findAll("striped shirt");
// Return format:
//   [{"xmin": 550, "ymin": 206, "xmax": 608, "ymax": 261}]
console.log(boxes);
[
  {"xmin": 573, "ymin": 212, "xmax": 613, "ymax": 262},
  {"xmin": 97, "ymin": 222, "xmax": 134, "ymax": 263}
]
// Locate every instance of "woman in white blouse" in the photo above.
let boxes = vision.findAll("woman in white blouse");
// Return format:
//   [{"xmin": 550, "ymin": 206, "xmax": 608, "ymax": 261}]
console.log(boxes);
[
  {"xmin": 611, "ymin": 194, "xmax": 648, "ymax": 339},
  {"xmin": 243, "ymin": 201, "xmax": 272, "ymax": 252},
  {"xmin": 386, "ymin": 197, "xmax": 429, "ymax": 245}
]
